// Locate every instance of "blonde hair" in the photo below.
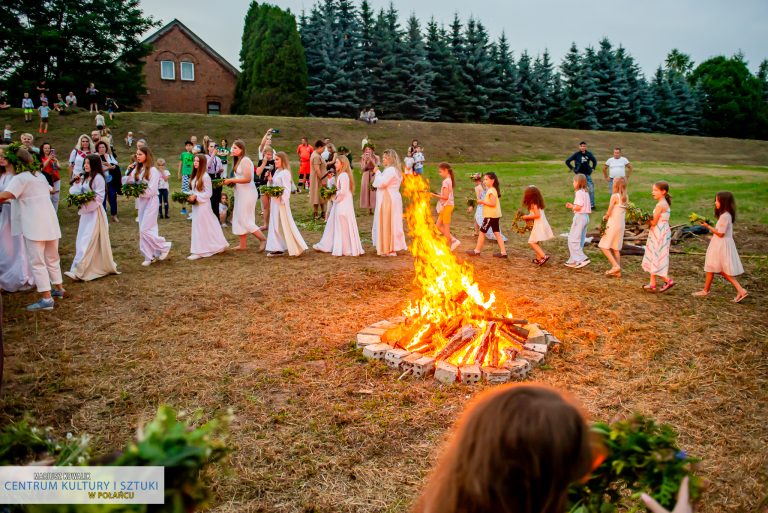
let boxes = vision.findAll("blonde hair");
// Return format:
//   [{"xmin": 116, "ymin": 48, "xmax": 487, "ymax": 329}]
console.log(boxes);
[
  {"xmin": 75, "ymin": 134, "xmax": 94, "ymax": 153},
  {"xmin": 573, "ymin": 173, "xmax": 588, "ymax": 191},
  {"xmin": 382, "ymin": 149, "xmax": 402, "ymax": 177},
  {"xmin": 275, "ymin": 151, "xmax": 291, "ymax": 172},
  {"xmin": 612, "ymin": 177, "xmax": 628, "ymax": 204},
  {"xmin": 335, "ymin": 155, "xmax": 354, "ymax": 194},
  {"xmin": 156, "ymin": 158, "xmax": 167, "ymax": 168}
]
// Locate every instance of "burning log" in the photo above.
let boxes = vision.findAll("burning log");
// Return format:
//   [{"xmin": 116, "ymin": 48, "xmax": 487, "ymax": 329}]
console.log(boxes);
[
  {"xmin": 471, "ymin": 314, "xmax": 528, "ymax": 326},
  {"xmin": 472, "ymin": 323, "xmax": 496, "ymax": 365},
  {"xmin": 489, "ymin": 332, "xmax": 500, "ymax": 368},
  {"xmin": 441, "ymin": 316, "xmax": 464, "ymax": 339},
  {"xmin": 500, "ymin": 324, "xmax": 529, "ymax": 343},
  {"xmin": 503, "ymin": 347, "xmax": 520, "ymax": 362},
  {"xmin": 435, "ymin": 327, "xmax": 477, "ymax": 361}
]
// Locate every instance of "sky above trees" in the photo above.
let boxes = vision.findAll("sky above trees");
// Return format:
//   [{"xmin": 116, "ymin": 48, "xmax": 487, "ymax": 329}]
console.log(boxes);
[{"xmin": 140, "ymin": 0, "xmax": 768, "ymax": 74}]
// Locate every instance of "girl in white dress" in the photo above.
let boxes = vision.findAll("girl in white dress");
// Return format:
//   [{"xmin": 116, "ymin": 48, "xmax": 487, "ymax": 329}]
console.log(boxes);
[
  {"xmin": 598, "ymin": 177, "xmax": 627, "ymax": 277},
  {"xmin": 0, "ymin": 147, "xmax": 65, "ymax": 311},
  {"xmin": 64, "ymin": 155, "xmax": 118, "ymax": 281},
  {"xmin": 521, "ymin": 186, "xmax": 554, "ymax": 266},
  {"xmin": 266, "ymin": 152, "xmax": 307, "ymax": 257},
  {"xmin": 313, "ymin": 155, "xmax": 364, "ymax": 256},
  {"xmin": 0, "ymin": 149, "xmax": 34, "ymax": 292},
  {"xmin": 126, "ymin": 146, "xmax": 172, "ymax": 266},
  {"xmin": 187, "ymin": 154, "xmax": 229, "ymax": 260},
  {"xmin": 641, "ymin": 181, "xmax": 674, "ymax": 293},
  {"xmin": 693, "ymin": 191, "xmax": 748, "ymax": 303},
  {"xmin": 223, "ymin": 139, "xmax": 267, "ymax": 251},
  {"xmin": 372, "ymin": 149, "xmax": 407, "ymax": 256}
]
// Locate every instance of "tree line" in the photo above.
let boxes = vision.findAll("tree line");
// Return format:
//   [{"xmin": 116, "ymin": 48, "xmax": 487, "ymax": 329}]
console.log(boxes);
[{"xmin": 236, "ymin": 0, "xmax": 768, "ymax": 140}]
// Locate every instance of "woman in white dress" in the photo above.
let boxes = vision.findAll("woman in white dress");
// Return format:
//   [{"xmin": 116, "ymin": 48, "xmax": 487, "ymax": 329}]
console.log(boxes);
[
  {"xmin": 598, "ymin": 177, "xmax": 627, "ymax": 277},
  {"xmin": 67, "ymin": 134, "xmax": 93, "ymax": 181},
  {"xmin": 372, "ymin": 149, "xmax": 407, "ymax": 256},
  {"xmin": 126, "ymin": 146, "xmax": 172, "ymax": 266},
  {"xmin": 187, "ymin": 154, "xmax": 229, "ymax": 260},
  {"xmin": 313, "ymin": 155, "xmax": 364, "ymax": 256},
  {"xmin": 266, "ymin": 152, "xmax": 307, "ymax": 257},
  {"xmin": 0, "ymin": 147, "xmax": 65, "ymax": 311},
  {"xmin": 64, "ymin": 155, "xmax": 118, "ymax": 281},
  {"xmin": 223, "ymin": 139, "xmax": 266, "ymax": 251},
  {"xmin": 0, "ymin": 149, "xmax": 35, "ymax": 292}
]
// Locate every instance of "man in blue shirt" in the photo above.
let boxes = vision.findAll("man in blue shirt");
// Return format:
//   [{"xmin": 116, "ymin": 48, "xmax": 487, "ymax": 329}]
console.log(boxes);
[{"xmin": 565, "ymin": 141, "xmax": 597, "ymax": 208}]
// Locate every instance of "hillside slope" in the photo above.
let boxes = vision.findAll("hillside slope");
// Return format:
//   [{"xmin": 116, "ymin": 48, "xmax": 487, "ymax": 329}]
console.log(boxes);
[{"xmin": 2, "ymin": 110, "xmax": 767, "ymax": 165}]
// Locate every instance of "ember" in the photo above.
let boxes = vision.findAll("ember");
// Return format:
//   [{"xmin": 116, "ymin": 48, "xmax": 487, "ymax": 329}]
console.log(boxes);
[{"xmin": 358, "ymin": 175, "xmax": 560, "ymax": 384}]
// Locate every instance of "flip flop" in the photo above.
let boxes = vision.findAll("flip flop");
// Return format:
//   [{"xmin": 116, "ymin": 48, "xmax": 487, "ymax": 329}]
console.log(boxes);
[
  {"xmin": 692, "ymin": 290, "xmax": 710, "ymax": 297},
  {"xmin": 659, "ymin": 280, "xmax": 676, "ymax": 293},
  {"xmin": 733, "ymin": 291, "xmax": 749, "ymax": 303}
]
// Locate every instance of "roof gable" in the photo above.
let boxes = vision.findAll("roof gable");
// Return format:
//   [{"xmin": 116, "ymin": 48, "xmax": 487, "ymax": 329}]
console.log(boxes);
[{"xmin": 143, "ymin": 19, "xmax": 239, "ymax": 76}]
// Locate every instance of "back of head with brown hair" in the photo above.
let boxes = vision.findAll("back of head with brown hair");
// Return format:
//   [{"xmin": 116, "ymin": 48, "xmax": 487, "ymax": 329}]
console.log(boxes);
[
  {"xmin": 414, "ymin": 384, "xmax": 594, "ymax": 513},
  {"xmin": 523, "ymin": 186, "xmax": 545, "ymax": 210}
]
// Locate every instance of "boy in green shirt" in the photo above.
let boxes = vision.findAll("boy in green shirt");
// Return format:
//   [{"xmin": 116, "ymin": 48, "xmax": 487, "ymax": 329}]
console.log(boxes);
[{"xmin": 177, "ymin": 141, "xmax": 194, "ymax": 215}]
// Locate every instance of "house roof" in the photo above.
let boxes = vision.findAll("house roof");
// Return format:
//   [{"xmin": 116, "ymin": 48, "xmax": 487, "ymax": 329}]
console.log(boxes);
[{"xmin": 143, "ymin": 19, "xmax": 239, "ymax": 76}]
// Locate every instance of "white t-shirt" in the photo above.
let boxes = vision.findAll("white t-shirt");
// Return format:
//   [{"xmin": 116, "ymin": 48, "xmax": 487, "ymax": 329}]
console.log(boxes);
[
  {"xmin": 403, "ymin": 157, "xmax": 414, "ymax": 173},
  {"xmin": 606, "ymin": 157, "xmax": 630, "ymax": 179},
  {"xmin": 69, "ymin": 148, "xmax": 89, "ymax": 175},
  {"xmin": 573, "ymin": 189, "xmax": 592, "ymax": 214},
  {"xmin": 95, "ymin": 114, "xmax": 105, "ymax": 126},
  {"xmin": 413, "ymin": 151, "xmax": 425, "ymax": 170},
  {"xmin": 3, "ymin": 129, "xmax": 11, "ymax": 140},
  {"xmin": 440, "ymin": 177, "xmax": 454, "ymax": 207},
  {"xmin": 5, "ymin": 172, "xmax": 61, "ymax": 241},
  {"xmin": 158, "ymin": 169, "xmax": 171, "ymax": 190}
]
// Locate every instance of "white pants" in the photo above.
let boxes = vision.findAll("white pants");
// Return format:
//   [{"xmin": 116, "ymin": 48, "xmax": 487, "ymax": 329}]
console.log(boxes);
[
  {"xmin": 51, "ymin": 180, "xmax": 61, "ymax": 211},
  {"xmin": 24, "ymin": 238, "xmax": 63, "ymax": 292},
  {"xmin": 567, "ymin": 213, "xmax": 590, "ymax": 263}
]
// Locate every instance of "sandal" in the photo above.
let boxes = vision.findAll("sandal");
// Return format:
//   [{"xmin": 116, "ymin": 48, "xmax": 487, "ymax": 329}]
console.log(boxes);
[
  {"xmin": 537, "ymin": 255, "xmax": 550, "ymax": 267},
  {"xmin": 659, "ymin": 280, "xmax": 676, "ymax": 293},
  {"xmin": 692, "ymin": 290, "xmax": 710, "ymax": 297},
  {"xmin": 733, "ymin": 291, "xmax": 749, "ymax": 303},
  {"xmin": 642, "ymin": 284, "xmax": 657, "ymax": 292}
]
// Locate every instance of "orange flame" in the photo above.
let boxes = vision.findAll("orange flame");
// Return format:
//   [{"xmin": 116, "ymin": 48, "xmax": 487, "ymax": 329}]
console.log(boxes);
[{"xmin": 399, "ymin": 175, "xmax": 523, "ymax": 367}]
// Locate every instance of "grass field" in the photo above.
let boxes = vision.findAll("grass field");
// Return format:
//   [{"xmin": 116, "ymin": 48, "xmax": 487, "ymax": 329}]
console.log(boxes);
[{"xmin": 1, "ymin": 110, "xmax": 767, "ymax": 512}]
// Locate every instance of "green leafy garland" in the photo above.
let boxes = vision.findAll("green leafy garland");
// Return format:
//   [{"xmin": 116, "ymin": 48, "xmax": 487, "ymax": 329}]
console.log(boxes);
[
  {"xmin": 66, "ymin": 190, "xmax": 96, "ymax": 208},
  {"xmin": 211, "ymin": 178, "xmax": 231, "ymax": 189},
  {"xmin": 467, "ymin": 195, "xmax": 477, "ymax": 208},
  {"xmin": 172, "ymin": 191, "xmax": 196, "ymax": 204},
  {"xmin": 2, "ymin": 141, "xmax": 40, "ymax": 173},
  {"xmin": 121, "ymin": 182, "xmax": 148, "ymax": 198},
  {"xmin": 259, "ymin": 185, "xmax": 284, "ymax": 197},
  {"xmin": 626, "ymin": 202, "xmax": 653, "ymax": 224},
  {"xmin": 689, "ymin": 212, "xmax": 712, "ymax": 225},
  {"xmin": 510, "ymin": 210, "xmax": 533, "ymax": 234},
  {"xmin": 320, "ymin": 185, "xmax": 337, "ymax": 200},
  {"xmin": 568, "ymin": 414, "xmax": 700, "ymax": 513}
]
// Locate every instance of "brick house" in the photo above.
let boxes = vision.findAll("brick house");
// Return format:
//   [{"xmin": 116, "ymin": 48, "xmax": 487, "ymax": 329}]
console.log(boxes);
[{"xmin": 139, "ymin": 19, "xmax": 239, "ymax": 115}]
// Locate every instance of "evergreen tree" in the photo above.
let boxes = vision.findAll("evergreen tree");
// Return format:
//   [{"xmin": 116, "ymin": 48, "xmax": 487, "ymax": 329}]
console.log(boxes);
[
  {"xmin": 559, "ymin": 43, "xmax": 584, "ymax": 128},
  {"xmin": 488, "ymin": 33, "xmax": 518, "ymax": 124},
  {"xmin": 616, "ymin": 46, "xmax": 647, "ymax": 130},
  {"xmin": 302, "ymin": 2, "xmax": 335, "ymax": 116},
  {"xmin": 757, "ymin": 59, "xmax": 768, "ymax": 103},
  {"xmin": 235, "ymin": 2, "xmax": 308, "ymax": 116},
  {"xmin": 399, "ymin": 15, "xmax": 440, "ymax": 120},
  {"xmin": 462, "ymin": 18, "xmax": 495, "ymax": 122},
  {"xmin": 532, "ymin": 50, "xmax": 557, "ymax": 126},
  {"xmin": 357, "ymin": 0, "xmax": 379, "ymax": 108},
  {"xmin": 424, "ymin": 20, "xmax": 469, "ymax": 122},
  {"xmin": 516, "ymin": 52, "xmax": 539, "ymax": 126},
  {"xmin": 650, "ymin": 66, "xmax": 674, "ymax": 133},
  {"xmin": 374, "ymin": 4, "xmax": 408, "ymax": 118},
  {"xmin": 577, "ymin": 47, "xmax": 601, "ymax": 130},
  {"xmin": 665, "ymin": 49, "xmax": 694, "ymax": 77},
  {"xmin": 594, "ymin": 38, "xmax": 628, "ymax": 131}
]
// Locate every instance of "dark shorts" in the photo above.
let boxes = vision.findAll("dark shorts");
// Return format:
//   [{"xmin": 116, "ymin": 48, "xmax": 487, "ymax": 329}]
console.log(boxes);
[
  {"xmin": 96, "ymin": 124, "xmax": 104, "ymax": 130},
  {"xmin": 40, "ymin": 117, "xmax": 48, "ymax": 122},
  {"xmin": 480, "ymin": 217, "xmax": 500, "ymax": 234}
]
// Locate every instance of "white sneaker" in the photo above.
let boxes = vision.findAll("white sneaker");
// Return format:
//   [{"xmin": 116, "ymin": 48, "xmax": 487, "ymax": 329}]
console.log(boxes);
[
  {"xmin": 187, "ymin": 254, "xmax": 201, "ymax": 261},
  {"xmin": 564, "ymin": 261, "xmax": 578, "ymax": 268},
  {"xmin": 575, "ymin": 259, "xmax": 591, "ymax": 269},
  {"xmin": 141, "ymin": 259, "xmax": 154, "ymax": 267},
  {"xmin": 158, "ymin": 243, "xmax": 172, "ymax": 261},
  {"xmin": 450, "ymin": 239, "xmax": 461, "ymax": 251},
  {"xmin": 186, "ymin": 215, "xmax": 193, "ymax": 220}
]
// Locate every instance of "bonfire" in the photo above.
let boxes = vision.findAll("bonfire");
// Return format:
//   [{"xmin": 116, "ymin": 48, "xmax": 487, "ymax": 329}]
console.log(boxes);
[{"xmin": 358, "ymin": 175, "xmax": 558, "ymax": 385}]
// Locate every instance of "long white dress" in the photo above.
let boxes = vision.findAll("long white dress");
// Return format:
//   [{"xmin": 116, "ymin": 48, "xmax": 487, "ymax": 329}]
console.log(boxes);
[
  {"xmin": 129, "ymin": 167, "xmax": 172, "ymax": 261},
  {"xmin": 266, "ymin": 168, "xmax": 307, "ymax": 256},
  {"xmin": 65, "ymin": 174, "xmax": 119, "ymax": 280},
  {"xmin": 313, "ymin": 173, "xmax": 364, "ymax": 256},
  {"xmin": 231, "ymin": 157, "xmax": 260, "ymax": 236},
  {"xmin": 190, "ymin": 174, "xmax": 229, "ymax": 257},
  {"xmin": 372, "ymin": 166, "xmax": 407, "ymax": 255},
  {"xmin": 0, "ymin": 172, "xmax": 34, "ymax": 291},
  {"xmin": 704, "ymin": 212, "xmax": 744, "ymax": 276}
]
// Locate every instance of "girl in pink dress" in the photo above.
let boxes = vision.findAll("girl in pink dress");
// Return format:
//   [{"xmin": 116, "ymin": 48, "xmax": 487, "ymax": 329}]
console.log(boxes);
[
  {"xmin": 187, "ymin": 154, "xmax": 229, "ymax": 260},
  {"xmin": 692, "ymin": 191, "xmax": 748, "ymax": 303}
]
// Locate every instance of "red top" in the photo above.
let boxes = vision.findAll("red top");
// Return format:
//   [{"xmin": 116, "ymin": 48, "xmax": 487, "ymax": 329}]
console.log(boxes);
[
  {"xmin": 42, "ymin": 155, "xmax": 60, "ymax": 182},
  {"xmin": 297, "ymin": 144, "xmax": 312, "ymax": 162}
]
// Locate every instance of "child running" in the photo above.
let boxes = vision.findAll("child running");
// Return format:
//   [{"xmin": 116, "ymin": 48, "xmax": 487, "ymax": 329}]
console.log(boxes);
[
  {"xmin": 693, "ymin": 191, "xmax": 748, "ymax": 302},
  {"xmin": 598, "ymin": 177, "xmax": 628, "ymax": 276},
  {"xmin": 466, "ymin": 172, "xmax": 506, "ymax": 258},
  {"xmin": 521, "ymin": 186, "xmax": 554, "ymax": 266},
  {"xmin": 431, "ymin": 162, "xmax": 460, "ymax": 251},
  {"xmin": 642, "ymin": 181, "xmax": 674, "ymax": 292},
  {"xmin": 565, "ymin": 173, "xmax": 592, "ymax": 268},
  {"xmin": 177, "ymin": 140, "xmax": 194, "ymax": 217}
]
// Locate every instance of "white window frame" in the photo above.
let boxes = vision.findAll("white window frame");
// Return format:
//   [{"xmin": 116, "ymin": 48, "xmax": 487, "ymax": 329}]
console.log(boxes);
[
  {"xmin": 180, "ymin": 61, "xmax": 195, "ymax": 81},
  {"xmin": 207, "ymin": 102, "xmax": 221, "ymax": 115},
  {"xmin": 160, "ymin": 60, "xmax": 175, "ymax": 80}
]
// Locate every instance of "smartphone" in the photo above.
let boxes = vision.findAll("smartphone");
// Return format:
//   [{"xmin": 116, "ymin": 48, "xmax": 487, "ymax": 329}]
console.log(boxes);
[
  {"xmin": 271, "ymin": 129, "xmax": 280, "ymax": 134},
  {"xmin": 50, "ymin": 148, "xmax": 56, "ymax": 157}
]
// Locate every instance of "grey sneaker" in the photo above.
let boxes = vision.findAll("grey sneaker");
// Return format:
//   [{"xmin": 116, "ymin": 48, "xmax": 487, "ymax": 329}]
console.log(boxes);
[
  {"xmin": 51, "ymin": 289, "xmax": 66, "ymax": 299},
  {"xmin": 574, "ymin": 259, "xmax": 591, "ymax": 269},
  {"xmin": 26, "ymin": 298, "xmax": 55, "ymax": 311}
]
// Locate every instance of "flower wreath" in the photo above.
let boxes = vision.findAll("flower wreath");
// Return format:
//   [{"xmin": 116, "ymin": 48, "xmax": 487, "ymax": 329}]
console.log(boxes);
[{"xmin": 1, "ymin": 142, "xmax": 41, "ymax": 173}]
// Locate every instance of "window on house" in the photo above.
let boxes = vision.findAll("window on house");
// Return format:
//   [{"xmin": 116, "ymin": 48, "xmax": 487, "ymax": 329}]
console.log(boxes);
[
  {"xmin": 207, "ymin": 102, "xmax": 221, "ymax": 115},
  {"xmin": 180, "ymin": 61, "xmax": 195, "ymax": 81},
  {"xmin": 160, "ymin": 60, "xmax": 175, "ymax": 80}
]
